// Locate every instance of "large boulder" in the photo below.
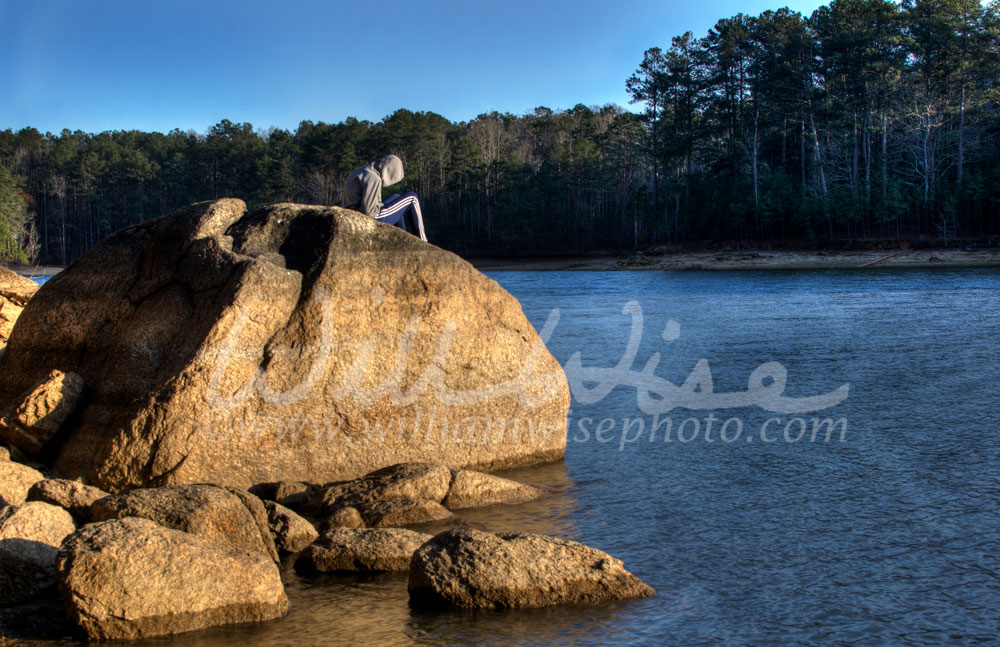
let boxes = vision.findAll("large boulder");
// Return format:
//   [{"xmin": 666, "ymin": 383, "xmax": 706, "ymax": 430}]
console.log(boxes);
[
  {"xmin": 295, "ymin": 527, "xmax": 432, "ymax": 573},
  {"xmin": 56, "ymin": 517, "xmax": 288, "ymax": 640},
  {"xmin": 0, "ymin": 369, "xmax": 84, "ymax": 454},
  {"xmin": 0, "ymin": 200, "xmax": 569, "ymax": 492},
  {"xmin": 26, "ymin": 478, "xmax": 109, "ymax": 524},
  {"xmin": 408, "ymin": 529, "xmax": 655, "ymax": 610},
  {"xmin": 89, "ymin": 484, "xmax": 279, "ymax": 561},
  {"xmin": 0, "ymin": 267, "xmax": 39, "ymax": 351},
  {"xmin": 0, "ymin": 501, "xmax": 76, "ymax": 604},
  {"xmin": 0, "ymin": 460, "xmax": 45, "ymax": 506}
]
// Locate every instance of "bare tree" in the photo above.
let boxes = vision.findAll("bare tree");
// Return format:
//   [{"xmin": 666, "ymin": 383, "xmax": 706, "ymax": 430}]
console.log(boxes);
[
  {"xmin": 18, "ymin": 219, "xmax": 40, "ymax": 264},
  {"xmin": 301, "ymin": 170, "xmax": 340, "ymax": 206}
]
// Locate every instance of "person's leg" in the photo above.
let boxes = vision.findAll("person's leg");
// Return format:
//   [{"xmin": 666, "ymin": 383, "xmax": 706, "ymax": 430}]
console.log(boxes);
[
  {"xmin": 378, "ymin": 193, "xmax": 427, "ymax": 241},
  {"xmin": 375, "ymin": 194, "xmax": 408, "ymax": 231},
  {"xmin": 390, "ymin": 192, "xmax": 425, "ymax": 242},
  {"xmin": 374, "ymin": 208, "xmax": 406, "ymax": 229},
  {"xmin": 405, "ymin": 193, "xmax": 427, "ymax": 242}
]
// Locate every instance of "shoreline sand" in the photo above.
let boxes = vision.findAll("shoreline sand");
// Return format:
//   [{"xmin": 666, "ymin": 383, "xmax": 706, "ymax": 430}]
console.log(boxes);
[{"xmin": 470, "ymin": 248, "xmax": 1000, "ymax": 271}]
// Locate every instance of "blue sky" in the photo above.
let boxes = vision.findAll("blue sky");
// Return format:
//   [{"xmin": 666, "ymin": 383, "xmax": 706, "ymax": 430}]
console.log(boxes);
[{"xmin": 1, "ymin": 0, "xmax": 827, "ymax": 135}]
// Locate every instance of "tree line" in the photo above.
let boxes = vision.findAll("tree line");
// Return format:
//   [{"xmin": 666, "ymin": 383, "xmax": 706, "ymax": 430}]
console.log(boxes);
[
  {"xmin": 627, "ymin": 0, "xmax": 1000, "ymax": 247},
  {"xmin": 1, "ymin": 0, "xmax": 998, "ymax": 266}
]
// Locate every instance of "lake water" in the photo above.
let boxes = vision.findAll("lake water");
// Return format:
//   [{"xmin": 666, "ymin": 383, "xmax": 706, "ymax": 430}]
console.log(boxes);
[{"xmin": 9, "ymin": 268, "xmax": 1000, "ymax": 646}]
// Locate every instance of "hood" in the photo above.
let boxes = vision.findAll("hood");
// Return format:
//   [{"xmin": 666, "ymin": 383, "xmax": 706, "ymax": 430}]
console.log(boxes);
[{"xmin": 374, "ymin": 155, "xmax": 404, "ymax": 187}]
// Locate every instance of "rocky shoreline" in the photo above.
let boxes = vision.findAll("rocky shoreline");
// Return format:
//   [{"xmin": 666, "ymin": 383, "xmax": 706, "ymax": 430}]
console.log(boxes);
[
  {"xmin": 0, "ymin": 200, "xmax": 651, "ymax": 643},
  {"xmin": 0, "ymin": 458, "xmax": 653, "ymax": 641}
]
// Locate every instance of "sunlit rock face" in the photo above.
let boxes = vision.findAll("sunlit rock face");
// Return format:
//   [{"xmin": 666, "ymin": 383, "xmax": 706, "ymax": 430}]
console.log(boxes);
[
  {"xmin": 56, "ymin": 517, "xmax": 288, "ymax": 640},
  {"xmin": 0, "ymin": 199, "xmax": 568, "ymax": 491},
  {"xmin": 408, "ymin": 528, "xmax": 656, "ymax": 610},
  {"xmin": 0, "ymin": 266, "xmax": 38, "ymax": 351}
]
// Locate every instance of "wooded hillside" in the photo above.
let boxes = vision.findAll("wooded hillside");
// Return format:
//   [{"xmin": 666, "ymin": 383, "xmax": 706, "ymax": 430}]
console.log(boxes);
[{"xmin": 2, "ymin": 0, "xmax": 997, "ymax": 264}]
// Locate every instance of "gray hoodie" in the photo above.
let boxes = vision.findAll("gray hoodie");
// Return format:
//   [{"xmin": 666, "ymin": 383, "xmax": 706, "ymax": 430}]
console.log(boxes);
[{"xmin": 342, "ymin": 155, "xmax": 404, "ymax": 218}]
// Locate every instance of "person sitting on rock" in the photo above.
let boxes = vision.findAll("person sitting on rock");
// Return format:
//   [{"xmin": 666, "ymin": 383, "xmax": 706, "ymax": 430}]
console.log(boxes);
[{"xmin": 342, "ymin": 154, "xmax": 428, "ymax": 242}]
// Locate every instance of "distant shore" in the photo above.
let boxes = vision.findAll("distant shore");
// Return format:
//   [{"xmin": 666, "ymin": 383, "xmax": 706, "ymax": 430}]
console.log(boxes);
[
  {"xmin": 5, "ymin": 263, "xmax": 64, "ymax": 279},
  {"xmin": 470, "ymin": 248, "xmax": 1000, "ymax": 271},
  {"xmin": 8, "ymin": 248, "xmax": 1000, "ymax": 280}
]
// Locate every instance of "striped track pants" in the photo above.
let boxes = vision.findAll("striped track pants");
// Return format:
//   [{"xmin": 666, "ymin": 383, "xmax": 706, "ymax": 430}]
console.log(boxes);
[{"xmin": 377, "ymin": 193, "xmax": 427, "ymax": 242}]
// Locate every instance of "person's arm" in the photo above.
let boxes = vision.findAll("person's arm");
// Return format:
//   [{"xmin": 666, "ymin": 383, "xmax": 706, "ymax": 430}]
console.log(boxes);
[{"xmin": 360, "ymin": 171, "xmax": 383, "ymax": 218}]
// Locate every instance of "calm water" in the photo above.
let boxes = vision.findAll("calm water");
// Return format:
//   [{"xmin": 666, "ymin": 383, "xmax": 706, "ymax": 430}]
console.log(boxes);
[{"xmin": 11, "ymin": 268, "xmax": 1000, "ymax": 646}]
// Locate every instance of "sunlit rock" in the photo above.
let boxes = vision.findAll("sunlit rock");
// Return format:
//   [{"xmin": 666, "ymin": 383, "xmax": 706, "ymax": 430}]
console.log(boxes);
[{"xmin": 0, "ymin": 200, "xmax": 569, "ymax": 491}]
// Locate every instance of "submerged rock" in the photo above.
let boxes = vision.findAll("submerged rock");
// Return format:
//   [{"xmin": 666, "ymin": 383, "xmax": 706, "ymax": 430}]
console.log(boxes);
[
  {"xmin": 0, "ymin": 501, "xmax": 76, "ymax": 605},
  {"xmin": 442, "ymin": 469, "xmax": 545, "ymax": 510},
  {"xmin": 56, "ymin": 517, "xmax": 288, "ymax": 640},
  {"xmin": 0, "ymin": 200, "xmax": 569, "ymax": 491},
  {"xmin": 27, "ymin": 478, "xmax": 108, "ymax": 524},
  {"xmin": 319, "ymin": 507, "xmax": 365, "ymax": 531},
  {"xmin": 0, "ymin": 460, "xmax": 45, "ymax": 507},
  {"xmin": 408, "ymin": 529, "xmax": 655, "ymax": 610},
  {"xmin": 263, "ymin": 500, "xmax": 317, "ymax": 553},
  {"xmin": 89, "ymin": 484, "xmax": 278, "ymax": 561},
  {"xmin": 0, "ymin": 369, "xmax": 83, "ymax": 455},
  {"xmin": 295, "ymin": 527, "xmax": 431, "ymax": 573},
  {"xmin": 0, "ymin": 267, "xmax": 38, "ymax": 351}
]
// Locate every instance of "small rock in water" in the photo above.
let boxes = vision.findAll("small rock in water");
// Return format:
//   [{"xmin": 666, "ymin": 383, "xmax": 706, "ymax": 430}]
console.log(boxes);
[
  {"xmin": 320, "ymin": 506, "xmax": 365, "ymax": 531},
  {"xmin": 56, "ymin": 518, "xmax": 288, "ymax": 640},
  {"xmin": 358, "ymin": 498, "xmax": 453, "ymax": 527},
  {"xmin": 408, "ymin": 529, "xmax": 655, "ymax": 610},
  {"xmin": 263, "ymin": 500, "xmax": 317, "ymax": 553},
  {"xmin": 306, "ymin": 463, "xmax": 452, "ymax": 515},
  {"xmin": 295, "ymin": 527, "xmax": 432, "ymax": 573},
  {"xmin": 442, "ymin": 470, "xmax": 545, "ymax": 510}
]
